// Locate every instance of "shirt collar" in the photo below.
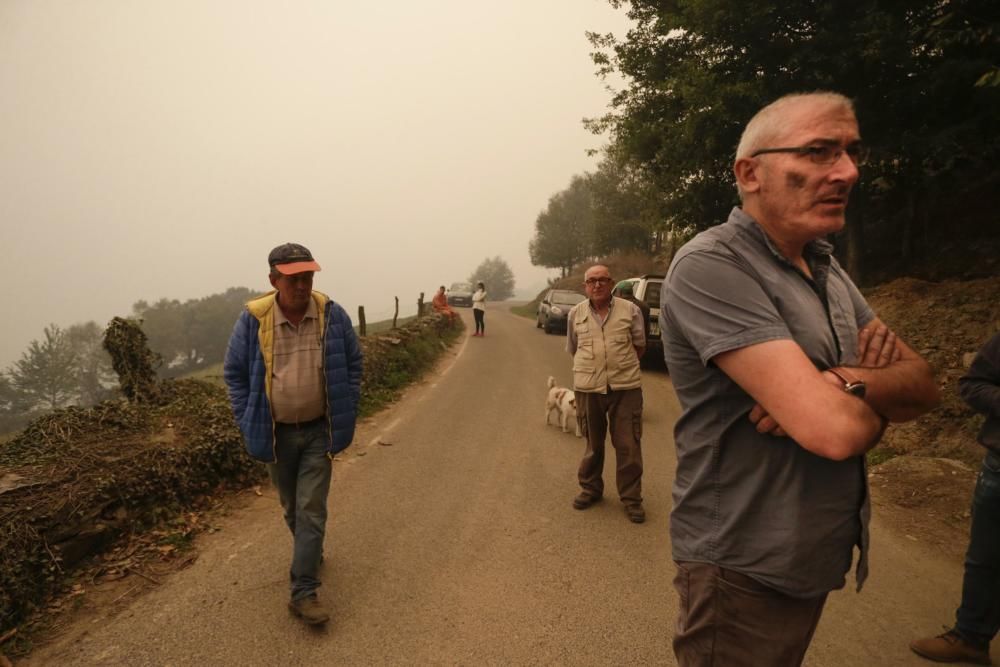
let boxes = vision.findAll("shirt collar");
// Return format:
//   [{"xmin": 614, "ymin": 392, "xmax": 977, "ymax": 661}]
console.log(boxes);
[
  {"xmin": 728, "ymin": 207, "xmax": 834, "ymax": 267},
  {"xmin": 274, "ymin": 294, "xmax": 317, "ymax": 325},
  {"xmin": 588, "ymin": 295, "xmax": 615, "ymax": 312}
]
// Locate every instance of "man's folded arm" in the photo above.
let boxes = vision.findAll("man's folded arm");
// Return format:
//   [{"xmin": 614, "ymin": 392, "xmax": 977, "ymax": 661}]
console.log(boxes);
[
  {"xmin": 839, "ymin": 318, "xmax": 940, "ymax": 422},
  {"xmin": 714, "ymin": 339, "xmax": 885, "ymax": 461}
]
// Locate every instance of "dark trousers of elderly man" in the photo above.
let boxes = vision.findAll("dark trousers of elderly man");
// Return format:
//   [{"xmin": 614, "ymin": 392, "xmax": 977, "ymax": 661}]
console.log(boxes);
[{"xmin": 574, "ymin": 388, "xmax": 645, "ymax": 522}]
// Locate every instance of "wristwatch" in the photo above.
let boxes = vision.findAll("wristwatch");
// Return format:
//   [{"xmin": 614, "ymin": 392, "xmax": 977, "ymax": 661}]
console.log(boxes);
[{"xmin": 827, "ymin": 367, "xmax": 867, "ymax": 399}]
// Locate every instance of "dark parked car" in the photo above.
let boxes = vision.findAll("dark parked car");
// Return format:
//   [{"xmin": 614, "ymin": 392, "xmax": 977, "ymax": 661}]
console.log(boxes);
[
  {"xmin": 536, "ymin": 289, "xmax": 587, "ymax": 334},
  {"xmin": 447, "ymin": 282, "xmax": 474, "ymax": 307}
]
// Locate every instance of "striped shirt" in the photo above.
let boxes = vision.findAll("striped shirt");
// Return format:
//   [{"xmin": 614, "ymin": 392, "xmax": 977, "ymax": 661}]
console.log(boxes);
[{"xmin": 270, "ymin": 297, "xmax": 325, "ymax": 424}]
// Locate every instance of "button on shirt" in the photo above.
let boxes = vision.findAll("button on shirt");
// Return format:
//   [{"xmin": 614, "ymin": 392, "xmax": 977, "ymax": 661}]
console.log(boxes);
[{"xmin": 270, "ymin": 298, "xmax": 325, "ymax": 424}]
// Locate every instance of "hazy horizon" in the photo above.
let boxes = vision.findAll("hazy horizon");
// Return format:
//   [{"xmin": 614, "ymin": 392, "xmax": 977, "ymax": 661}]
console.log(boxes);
[{"xmin": 0, "ymin": 1, "xmax": 629, "ymax": 367}]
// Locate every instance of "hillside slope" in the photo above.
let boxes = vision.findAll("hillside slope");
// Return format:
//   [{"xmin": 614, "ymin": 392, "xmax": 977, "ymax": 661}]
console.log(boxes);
[
  {"xmin": 867, "ymin": 275, "xmax": 1000, "ymax": 464},
  {"xmin": 864, "ymin": 275, "xmax": 999, "ymax": 561}
]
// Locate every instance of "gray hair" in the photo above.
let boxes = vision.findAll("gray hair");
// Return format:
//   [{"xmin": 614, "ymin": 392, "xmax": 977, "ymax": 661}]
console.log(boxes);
[
  {"xmin": 734, "ymin": 92, "xmax": 856, "ymax": 200},
  {"xmin": 736, "ymin": 92, "xmax": 855, "ymax": 159}
]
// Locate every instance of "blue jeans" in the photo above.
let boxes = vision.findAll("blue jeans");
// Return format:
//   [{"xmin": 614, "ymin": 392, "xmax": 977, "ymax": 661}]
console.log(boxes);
[
  {"xmin": 267, "ymin": 420, "xmax": 332, "ymax": 602},
  {"xmin": 956, "ymin": 449, "xmax": 1000, "ymax": 648}
]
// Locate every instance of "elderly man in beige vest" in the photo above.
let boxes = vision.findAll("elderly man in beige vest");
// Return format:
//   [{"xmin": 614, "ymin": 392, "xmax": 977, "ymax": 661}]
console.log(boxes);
[{"xmin": 566, "ymin": 264, "xmax": 647, "ymax": 523}]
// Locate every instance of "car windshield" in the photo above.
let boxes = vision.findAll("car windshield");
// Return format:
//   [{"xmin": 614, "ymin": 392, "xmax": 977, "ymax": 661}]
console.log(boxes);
[
  {"xmin": 450, "ymin": 283, "xmax": 472, "ymax": 293},
  {"xmin": 643, "ymin": 282, "xmax": 662, "ymax": 308},
  {"xmin": 552, "ymin": 292, "xmax": 586, "ymax": 306}
]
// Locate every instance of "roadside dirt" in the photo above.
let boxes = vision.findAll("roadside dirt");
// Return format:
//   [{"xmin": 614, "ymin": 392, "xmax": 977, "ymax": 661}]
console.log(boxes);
[{"xmin": 864, "ymin": 275, "xmax": 999, "ymax": 562}]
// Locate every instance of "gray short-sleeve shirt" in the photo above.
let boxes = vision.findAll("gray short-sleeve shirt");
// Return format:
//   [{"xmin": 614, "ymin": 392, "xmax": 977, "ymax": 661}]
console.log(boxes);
[{"xmin": 661, "ymin": 207, "xmax": 875, "ymax": 599}]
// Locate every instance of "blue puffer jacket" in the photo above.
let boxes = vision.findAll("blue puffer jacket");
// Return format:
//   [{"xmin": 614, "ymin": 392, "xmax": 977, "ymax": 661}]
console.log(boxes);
[{"xmin": 223, "ymin": 290, "xmax": 363, "ymax": 463}]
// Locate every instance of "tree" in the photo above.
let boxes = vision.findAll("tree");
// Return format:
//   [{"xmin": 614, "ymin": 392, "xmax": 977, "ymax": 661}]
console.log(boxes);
[
  {"xmin": 587, "ymin": 0, "xmax": 1000, "ymax": 281},
  {"xmin": 133, "ymin": 287, "xmax": 256, "ymax": 375},
  {"xmin": 0, "ymin": 373, "xmax": 17, "ymax": 414},
  {"xmin": 528, "ymin": 175, "xmax": 596, "ymax": 276},
  {"xmin": 468, "ymin": 257, "xmax": 516, "ymax": 301},
  {"xmin": 8, "ymin": 324, "xmax": 79, "ymax": 411},
  {"xmin": 65, "ymin": 321, "xmax": 116, "ymax": 405},
  {"xmin": 0, "ymin": 372, "xmax": 31, "ymax": 435},
  {"xmin": 132, "ymin": 297, "xmax": 186, "ymax": 369},
  {"xmin": 588, "ymin": 148, "xmax": 677, "ymax": 256}
]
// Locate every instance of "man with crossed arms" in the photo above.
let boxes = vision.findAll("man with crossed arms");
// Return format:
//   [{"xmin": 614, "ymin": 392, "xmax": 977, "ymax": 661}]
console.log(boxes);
[{"xmin": 661, "ymin": 92, "xmax": 940, "ymax": 665}]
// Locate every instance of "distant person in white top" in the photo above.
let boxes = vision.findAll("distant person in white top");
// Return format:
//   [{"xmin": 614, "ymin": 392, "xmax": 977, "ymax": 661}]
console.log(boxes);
[{"xmin": 472, "ymin": 282, "xmax": 486, "ymax": 337}]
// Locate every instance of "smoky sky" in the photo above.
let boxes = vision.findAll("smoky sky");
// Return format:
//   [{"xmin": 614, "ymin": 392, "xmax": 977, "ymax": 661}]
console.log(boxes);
[{"xmin": 0, "ymin": 1, "xmax": 628, "ymax": 367}]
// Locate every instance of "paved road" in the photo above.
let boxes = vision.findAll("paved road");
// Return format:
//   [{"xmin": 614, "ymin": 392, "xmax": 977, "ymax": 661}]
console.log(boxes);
[{"xmin": 25, "ymin": 307, "xmax": 962, "ymax": 666}]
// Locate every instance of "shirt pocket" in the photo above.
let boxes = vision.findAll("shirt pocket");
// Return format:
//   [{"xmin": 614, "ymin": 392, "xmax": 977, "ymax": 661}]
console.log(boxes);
[{"xmin": 613, "ymin": 334, "xmax": 633, "ymax": 360}]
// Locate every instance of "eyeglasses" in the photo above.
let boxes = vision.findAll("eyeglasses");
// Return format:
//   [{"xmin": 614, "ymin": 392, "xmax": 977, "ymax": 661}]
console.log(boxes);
[
  {"xmin": 584, "ymin": 277, "xmax": 613, "ymax": 286},
  {"xmin": 750, "ymin": 143, "xmax": 870, "ymax": 166}
]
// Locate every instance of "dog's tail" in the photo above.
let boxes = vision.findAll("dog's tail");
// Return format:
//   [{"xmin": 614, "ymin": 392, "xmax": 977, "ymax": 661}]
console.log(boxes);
[{"xmin": 547, "ymin": 375, "xmax": 556, "ymax": 389}]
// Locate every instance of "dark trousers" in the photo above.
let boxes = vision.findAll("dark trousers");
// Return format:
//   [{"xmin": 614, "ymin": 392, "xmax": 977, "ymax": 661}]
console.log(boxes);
[
  {"xmin": 673, "ymin": 562, "xmax": 828, "ymax": 667},
  {"xmin": 574, "ymin": 387, "xmax": 643, "ymax": 505},
  {"xmin": 473, "ymin": 308, "xmax": 485, "ymax": 333},
  {"xmin": 956, "ymin": 450, "xmax": 1000, "ymax": 648}
]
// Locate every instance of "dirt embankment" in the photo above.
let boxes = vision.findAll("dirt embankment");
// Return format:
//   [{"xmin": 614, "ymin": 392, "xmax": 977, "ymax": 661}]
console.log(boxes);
[{"xmin": 864, "ymin": 275, "xmax": 999, "ymax": 560}]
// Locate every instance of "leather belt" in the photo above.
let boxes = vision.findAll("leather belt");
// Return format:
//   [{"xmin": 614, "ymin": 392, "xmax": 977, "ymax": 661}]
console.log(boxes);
[{"xmin": 275, "ymin": 416, "xmax": 325, "ymax": 429}]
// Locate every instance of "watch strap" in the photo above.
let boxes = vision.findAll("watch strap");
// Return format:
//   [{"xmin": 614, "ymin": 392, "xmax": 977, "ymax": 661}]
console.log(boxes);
[{"xmin": 827, "ymin": 367, "xmax": 866, "ymax": 397}]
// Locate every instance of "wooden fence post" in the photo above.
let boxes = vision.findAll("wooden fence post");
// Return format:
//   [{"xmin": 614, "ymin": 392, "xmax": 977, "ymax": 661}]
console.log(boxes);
[
  {"xmin": 358, "ymin": 305, "xmax": 366, "ymax": 337},
  {"xmin": 392, "ymin": 296, "xmax": 399, "ymax": 329},
  {"xmin": 417, "ymin": 292, "xmax": 424, "ymax": 316}
]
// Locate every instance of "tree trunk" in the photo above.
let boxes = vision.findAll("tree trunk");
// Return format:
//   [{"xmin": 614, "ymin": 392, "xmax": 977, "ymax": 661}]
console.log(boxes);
[
  {"xmin": 846, "ymin": 188, "xmax": 865, "ymax": 285},
  {"xmin": 900, "ymin": 188, "xmax": 916, "ymax": 267}
]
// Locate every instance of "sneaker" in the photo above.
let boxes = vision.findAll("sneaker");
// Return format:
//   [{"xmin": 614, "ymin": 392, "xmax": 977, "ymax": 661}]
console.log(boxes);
[
  {"xmin": 288, "ymin": 594, "xmax": 330, "ymax": 625},
  {"xmin": 572, "ymin": 492, "xmax": 601, "ymax": 510},
  {"xmin": 910, "ymin": 630, "xmax": 991, "ymax": 665},
  {"xmin": 625, "ymin": 504, "xmax": 646, "ymax": 524}
]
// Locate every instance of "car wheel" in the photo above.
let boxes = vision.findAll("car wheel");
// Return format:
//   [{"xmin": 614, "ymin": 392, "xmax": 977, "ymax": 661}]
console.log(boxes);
[{"xmin": 543, "ymin": 318, "xmax": 552, "ymax": 334}]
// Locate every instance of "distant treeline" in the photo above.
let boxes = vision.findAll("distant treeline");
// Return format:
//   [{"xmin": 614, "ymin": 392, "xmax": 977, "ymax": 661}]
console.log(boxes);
[
  {"xmin": 0, "ymin": 279, "xmax": 483, "ymax": 435},
  {"xmin": 531, "ymin": 1, "xmax": 1000, "ymax": 283},
  {"xmin": 0, "ymin": 288, "xmax": 257, "ymax": 434}
]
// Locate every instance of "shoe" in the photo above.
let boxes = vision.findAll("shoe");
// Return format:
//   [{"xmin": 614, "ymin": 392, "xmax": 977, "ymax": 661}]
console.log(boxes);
[
  {"xmin": 288, "ymin": 594, "xmax": 330, "ymax": 625},
  {"xmin": 572, "ymin": 492, "xmax": 601, "ymax": 510},
  {"xmin": 625, "ymin": 504, "xmax": 646, "ymax": 524},
  {"xmin": 910, "ymin": 630, "xmax": 991, "ymax": 665}
]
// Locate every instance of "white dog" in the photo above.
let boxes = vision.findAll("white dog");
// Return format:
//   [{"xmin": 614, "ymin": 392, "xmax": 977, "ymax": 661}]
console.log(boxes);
[{"xmin": 546, "ymin": 376, "xmax": 581, "ymax": 437}]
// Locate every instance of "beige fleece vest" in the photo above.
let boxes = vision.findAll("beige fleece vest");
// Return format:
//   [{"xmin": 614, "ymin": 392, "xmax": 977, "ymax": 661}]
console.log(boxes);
[{"xmin": 570, "ymin": 299, "xmax": 642, "ymax": 393}]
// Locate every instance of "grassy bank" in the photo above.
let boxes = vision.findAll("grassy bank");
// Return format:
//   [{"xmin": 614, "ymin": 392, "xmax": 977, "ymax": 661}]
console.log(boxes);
[{"xmin": 509, "ymin": 302, "xmax": 536, "ymax": 319}]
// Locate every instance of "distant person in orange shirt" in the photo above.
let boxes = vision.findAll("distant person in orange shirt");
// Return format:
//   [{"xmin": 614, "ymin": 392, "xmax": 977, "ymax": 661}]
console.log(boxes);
[{"xmin": 432, "ymin": 286, "xmax": 456, "ymax": 322}]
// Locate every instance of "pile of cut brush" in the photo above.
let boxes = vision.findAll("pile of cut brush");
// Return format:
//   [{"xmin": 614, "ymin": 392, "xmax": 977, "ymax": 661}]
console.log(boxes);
[{"xmin": 0, "ymin": 318, "xmax": 261, "ymax": 636}]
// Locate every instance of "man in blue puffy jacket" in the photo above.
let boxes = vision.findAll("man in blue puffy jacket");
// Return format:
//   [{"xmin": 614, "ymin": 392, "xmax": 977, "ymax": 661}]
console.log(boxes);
[{"xmin": 224, "ymin": 242, "xmax": 363, "ymax": 625}]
